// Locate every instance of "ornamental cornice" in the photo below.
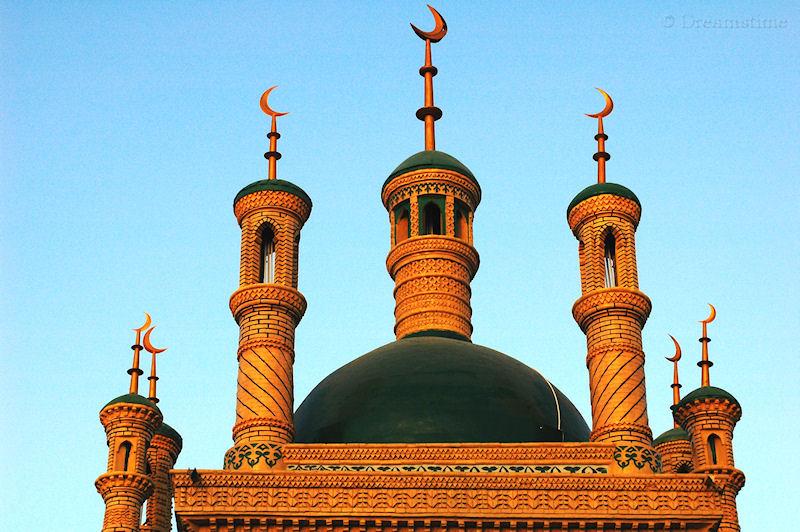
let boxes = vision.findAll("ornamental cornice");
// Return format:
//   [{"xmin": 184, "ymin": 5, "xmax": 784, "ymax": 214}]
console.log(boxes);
[
  {"xmin": 150, "ymin": 434, "xmax": 183, "ymax": 457},
  {"xmin": 229, "ymin": 284, "xmax": 307, "ymax": 322},
  {"xmin": 232, "ymin": 417, "xmax": 294, "ymax": 437},
  {"xmin": 567, "ymin": 194, "xmax": 641, "ymax": 233},
  {"xmin": 95, "ymin": 472, "xmax": 154, "ymax": 500},
  {"xmin": 234, "ymin": 190, "xmax": 311, "ymax": 225},
  {"xmin": 100, "ymin": 403, "xmax": 162, "ymax": 428},
  {"xmin": 572, "ymin": 288, "xmax": 651, "ymax": 331},
  {"xmin": 382, "ymin": 170, "xmax": 481, "ymax": 210},
  {"xmin": 386, "ymin": 236, "xmax": 479, "ymax": 278},
  {"xmin": 172, "ymin": 470, "xmax": 715, "ymax": 492},
  {"xmin": 674, "ymin": 399, "xmax": 742, "ymax": 425},
  {"xmin": 281, "ymin": 443, "xmax": 616, "ymax": 463}
]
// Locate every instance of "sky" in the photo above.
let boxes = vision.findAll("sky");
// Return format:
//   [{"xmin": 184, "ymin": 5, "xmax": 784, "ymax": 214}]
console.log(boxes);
[{"xmin": 1, "ymin": 1, "xmax": 798, "ymax": 529}]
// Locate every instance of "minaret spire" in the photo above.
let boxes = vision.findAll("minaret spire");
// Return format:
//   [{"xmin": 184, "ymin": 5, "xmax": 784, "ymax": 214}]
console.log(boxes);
[
  {"xmin": 259, "ymin": 86, "xmax": 288, "ymax": 180},
  {"xmin": 143, "ymin": 326, "xmax": 167, "ymax": 403},
  {"xmin": 698, "ymin": 303, "xmax": 716, "ymax": 387},
  {"xmin": 411, "ymin": 5, "xmax": 447, "ymax": 151},
  {"xmin": 665, "ymin": 334, "xmax": 683, "ymax": 428},
  {"xmin": 585, "ymin": 88, "xmax": 614, "ymax": 184},
  {"xmin": 128, "ymin": 312, "xmax": 151, "ymax": 394}
]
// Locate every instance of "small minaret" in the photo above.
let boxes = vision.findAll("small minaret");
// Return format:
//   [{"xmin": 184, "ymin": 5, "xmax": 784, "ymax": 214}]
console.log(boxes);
[
  {"xmin": 383, "ymin": 5, "xmax": 481, "ymax": 341},
  {"xmin": 673, "ymin": 305, "xmax": 744, "ymax": 531},
  {"xmin": 96, "ymin": 315, "xmax": 163, "ymax": 532},
  {"xmin": 225, "ymin": 87, "xmax": 311, "ymax": 470},
  {"xmin": 568, "ymin": 89, "xmax": 657, "ymax": 469},
  {"xmin": 141, "ymin": 423, "xmax": 182, "ymax": 532},
  {"xmin": 653, "ymin": 335, "xmax": 693, "ymax": 473}
]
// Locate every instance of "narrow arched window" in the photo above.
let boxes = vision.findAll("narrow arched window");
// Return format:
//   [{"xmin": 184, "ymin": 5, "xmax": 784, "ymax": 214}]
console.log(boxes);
[
  {"xmin": 260, "ymin": 226, "xmax": 276, "ymax": 283},
  {"xmin": 115, "ymin": 441, "xmax": 133, "ymax": 471},
  {"xmin": 454, "ymin": 201, "xmax": 469, "ymax": 240},
  {"xmin": 708, "ymin": 434, "xmax": 721, "ymax": 465},
  {"xmin": 394, "ymin": 205, "xmax": 410, "ymax": 244},
  {"xmin": 423, "ymin": 202, "xmax": 442, "ymax": 235},
  {"xmin": 603, "ymin": 233, "xmax": 617, "ymax": 287}
]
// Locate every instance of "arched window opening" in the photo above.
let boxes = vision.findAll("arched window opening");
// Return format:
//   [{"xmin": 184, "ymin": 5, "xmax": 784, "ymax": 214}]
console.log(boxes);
[
  {"xmin": 603, "ymin": 233, "xmax": 617, "ymax": 288},
  {"xmin": 423, "ymin": 202, "xmax": 443, "ymax": 235},
  {"xmin": 708, "ymin": 434, "xmax": 721, "ymax": 465},
  {"xmin": 454, "ymin": 201, "xmax": 470, "ymax": 240},
  {"xmin": 394, "ymin": 204, "xmax": 410, "ymax": 244},
  {"xmin": 260, "ymin": 225, "xmax": 276, "ymax": 283},
  {"xmin": 115, "ymin": 441, "xmax": 133, "ymax": 471}
]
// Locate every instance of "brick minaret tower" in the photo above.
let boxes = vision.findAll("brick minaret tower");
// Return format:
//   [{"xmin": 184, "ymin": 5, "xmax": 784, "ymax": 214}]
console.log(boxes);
[
  {"xmin": 96, "ymin": 316, "xmax": 164, "ymax": 531},
  {"xmin": 654, "ymin": 335, "xmax": 693, "ymax": 473},
  {"xmin": 224, "ymin": 87, "xmax": 312, "ymax": 471},
  {"xmin": 568, "ymin": 89, "xmax": 656, "ymax": 470},
  {"xmin": 382, "ymin": 6, "xmax": 481, "ymax": 341},
  {"xmin": 141, "ymin": 423, "xmax": 182, "ymax": 532},
  {"xmin": 673, "ymin": 305, "xmax": 744, "ymax": 531}
]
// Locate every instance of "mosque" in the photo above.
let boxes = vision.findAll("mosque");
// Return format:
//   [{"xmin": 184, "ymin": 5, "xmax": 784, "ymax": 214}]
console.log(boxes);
[{"xmin": 94, "ymin": 6, "xmax": 744, "ymax": 532}]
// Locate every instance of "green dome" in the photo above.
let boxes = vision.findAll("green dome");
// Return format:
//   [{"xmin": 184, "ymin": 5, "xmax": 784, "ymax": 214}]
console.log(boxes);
[
  {"xmin": 383, "ymin": 150, "xmax": 478, "ymax": 192},
  {"xmin": 234, "ymin": 179, "xmax": 311, "ymax": 207},
  {"xmin": 675, "ymin": 386, "xmax": 741, "ymax": 411},
  {"xmin": 103, "ymin": 393, "xmax": 162, "ymax": 415},
  {"xmin": 567, "ymin": 182, "xmax": 640, "ymax": 215},
  {"xmin": 294, "ymin": 336, "xmax": 590, "ymax": 444},
  {"xmin": 156, "ymin": 422, "xmax": 183, "ymax": 447},
  {"xmin": 653, "ymin": 427, "xmax": 690, "ymax": 446}
]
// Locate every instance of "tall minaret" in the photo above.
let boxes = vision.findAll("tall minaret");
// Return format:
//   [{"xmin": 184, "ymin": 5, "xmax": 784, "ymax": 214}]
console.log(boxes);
[
  {"xmin": 673, "ymin": 305, "xmax": 744, "ymax": 532},
  {"xmin": 383, "ymin": 5, "xmax": 481, "ymax": 342},
  {"xmin": 568, "ymin": 90, "xmax": 657, "ymax": 470},
  {"xmin": 141, "ymin": 423, "xmax": 182, "ymax": 532},
  {"xmin": 224, "ymin": 87, "xmax": 311, "ymax": 471},
  {"xmin": 96, "ymin": 315, "xmax": 164, "ymax": 532},
  {"xmin": 653, "ymin": 335, "xmax": 693, "ymax": 473}
]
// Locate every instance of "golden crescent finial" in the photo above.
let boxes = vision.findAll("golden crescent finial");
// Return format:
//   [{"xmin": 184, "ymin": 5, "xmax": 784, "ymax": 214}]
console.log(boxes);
[
  {"xmin": 586, "ymin": 87, "xmax": 614, "ymax": 119},
  {"xmin": 259, "ymin": 86, "xmax": 288, "ymax": 118},
  {"xmin": 700, "ymin": 303, "xmax": 717, "ymax": 324},
  {"xmin": 411, "ymin": 4, "xmax": 448, "ymax": 42},
  {"xmin": 133, "ymin": 312, "xmax": 152, "ymax": 333},
  {"xmin": 665, "ymin": 334, "xmax": 682, "ymax": 362},
  {"xmin": 142, "ymin": 326, "xmax": 167, "ymax": 354}
]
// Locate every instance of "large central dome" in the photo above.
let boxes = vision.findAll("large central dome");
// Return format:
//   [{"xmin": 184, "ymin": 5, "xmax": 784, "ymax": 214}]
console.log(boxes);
[{"xmin": 294, "ymin": 335, "xmax": 590, "ymax": 443}]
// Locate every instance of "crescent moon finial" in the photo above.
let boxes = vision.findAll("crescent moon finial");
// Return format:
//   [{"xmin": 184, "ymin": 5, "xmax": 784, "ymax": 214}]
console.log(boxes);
[
  {"xmin": 260, "ymin": 86, "xmax": 288, "ymax": 118},
  {"xmin": 700, "ymin": 303, "xmax": 717, "ymax": 324},
  {"xmin": 411, "ymin": 5, "xmax": 448, "ymax": 42},
  {"xmin": 133, "ymin": 312, "xmax": 152, "ymax": 334},
  {"xmin": 585, "ymin": 87, "xmax": 614, "ymax": 119},
  {"xmin": 143, "ymin": 326, "xmax": 167, "ymax": 354},
  {"xmin": 665, "ymin": 334, "xmax": 682, "ymax": 363}
]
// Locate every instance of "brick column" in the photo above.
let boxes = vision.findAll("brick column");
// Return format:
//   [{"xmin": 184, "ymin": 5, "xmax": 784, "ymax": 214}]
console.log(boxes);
[
  {"xmin": 225, "ymin": 185, "xmax": 311, "ymax": 471},
  {"xmin": 96, "ymin": 397, "xmax": 162, "ymax": 531},
  {"xmin": 141, "ymin": 425, "xmax": 182, "ymax": 532}
]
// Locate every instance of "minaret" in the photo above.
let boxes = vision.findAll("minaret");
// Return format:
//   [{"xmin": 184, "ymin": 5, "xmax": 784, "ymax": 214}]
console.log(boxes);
[
  {"xmin": 653, "ymin": 335, "xmax": 693, "ymax": 473},
  {"xmin": 568, "ymin": 89, "xmax": 657, "ymax": 470},
  {"xmin": 224, "ymin": 87, "xmax": 311, "ymax": 470},
  {"xmin": 141, "ymin": 423, "xmax": 182, "ymax": 532},
  {"xmin": 673, "ymin": 305, "xmax": 744, "ymax": 531},
  {"xmin": 96, "ymin": 315, "xmax": 164, "ymax": 532},
  {"xmin": 383, "ymin": 5, "xmax": 481, "ymax": 341}
]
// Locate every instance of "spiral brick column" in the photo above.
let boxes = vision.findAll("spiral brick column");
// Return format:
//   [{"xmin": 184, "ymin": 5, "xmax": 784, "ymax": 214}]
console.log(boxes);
[
  {"xmin": 224, "ymin": 182, "xmax": 311, "ymax": 471},
  {"xmin": 568, "ymin": 186, "xmax": 656, "ymax": 470}
]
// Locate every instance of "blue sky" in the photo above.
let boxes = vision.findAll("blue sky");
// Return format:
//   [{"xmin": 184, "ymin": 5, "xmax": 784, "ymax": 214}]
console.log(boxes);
[{"xmin": 1, "ymin": 1, "xmax": 798, "ymax": 529}]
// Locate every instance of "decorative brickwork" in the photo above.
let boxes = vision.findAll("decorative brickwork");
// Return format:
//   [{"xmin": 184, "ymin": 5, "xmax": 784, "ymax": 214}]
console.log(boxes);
[
  {"xmin": 656, "ymin": 438, "xmax": 693, "ymax": 474},
  {"xmin": 142, "ymin": 433, "xmax": 182, "ymax": 532},
  {"xmin": 97, "ymin": 400, "xmax": 162, "ymax": 531},
  {"xmin": 386, "ymin": 236, "xmax": 479, "ymax": 340},
  {"xmin": 569, "ymin": 193, "xmax": 653, "ymax": 451},
  {"xmin": 227, "ymin": 186, "xmax": 310, "ymax": 468}
]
